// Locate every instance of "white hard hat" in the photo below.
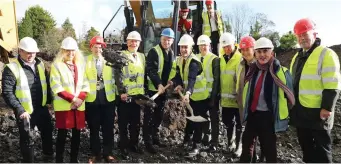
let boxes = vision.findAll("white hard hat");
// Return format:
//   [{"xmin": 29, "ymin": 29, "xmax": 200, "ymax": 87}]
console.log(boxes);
[
  {"xmin": 127, "ymin": 31, "xmax": 142, "ymax": 41},
  {"xmin": 219, "ymin": 32, "xmax": 235, "ymax": 47},
  {"xmin": 254, "ymin": 37, "xmax": 274, "ymax": 49},
  {"xmin": 61, "ymin": 37, "xmax": 78, "ymax": 50},
  {"xmin": 197, "ymin": 35, "xmax": 211, "ymax": 45},
  {"xmin": 178, "ymin": 34, "xmax": 195, "ymax": 46},
  {"xmin": 18, "ymin": 37, "xmax": 40, "ymax": 53}
]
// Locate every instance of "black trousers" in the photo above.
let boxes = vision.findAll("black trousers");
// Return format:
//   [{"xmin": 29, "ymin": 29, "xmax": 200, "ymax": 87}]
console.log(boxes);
[
  {"xmin": 184, "ymin": 99, "xmax": 209, "ymax": 144},
  {"xmin": 239, "ymin": 111, "xmax": 277, "ymax": 163},
  {"xmin": 210, "ymin": 31, "xmax": 220, "ymax": 55},
  {"xmin": 222, "ymin": 107, "xmax": 242, "ymax": 141},
  {"xmin": 202, "ymin": 100, "xmax": 220, "ymax": 145},
  {"xmin": 17, "ymin": 108, "xmax": 53, "ymax": 162},
  {"xmin": 55, "ymin": 128, "xmax": 80, "ymax": 163},
  {"xmin": 85, "ymin": 102, "xmax": 115, "ymax": 157},
  {"xmin": 143, "ymin": 91, "xmax": 166, "ymax": 144},
  {"xmin": 118, "ymin": 101, "xmax": 141, "ymax": 149},
  {"xmin": 296, "ymin": 127, "xmax": 332, "ymax": 163}
]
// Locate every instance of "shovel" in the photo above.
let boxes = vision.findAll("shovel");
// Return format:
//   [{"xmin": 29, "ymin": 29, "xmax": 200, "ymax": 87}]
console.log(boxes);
[
  {"xmin": 177, "ymin": 90, "xmax": 208, "ymax": 122},
  {"xmin": 150, "ymin": 83, "xmax": 171, "ymax": 100}
]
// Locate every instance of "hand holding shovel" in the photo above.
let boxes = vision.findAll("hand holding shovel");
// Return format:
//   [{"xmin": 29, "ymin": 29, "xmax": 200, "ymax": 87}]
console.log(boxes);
[{"xmin": 177, "ymin": 90, "xmax": 207, "ymax": 122}]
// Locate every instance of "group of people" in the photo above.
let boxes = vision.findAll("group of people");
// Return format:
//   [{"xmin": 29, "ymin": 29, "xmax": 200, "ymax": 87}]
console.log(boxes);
[{"xmin": 2, "ymin": 14, "xmax": 340, "ymax": 164}]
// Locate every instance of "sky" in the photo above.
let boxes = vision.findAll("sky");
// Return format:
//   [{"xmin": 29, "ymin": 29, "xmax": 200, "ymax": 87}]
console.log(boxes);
[{"xmin": 13, "ymin": 0, "xmax": 341, "ymax": 46}]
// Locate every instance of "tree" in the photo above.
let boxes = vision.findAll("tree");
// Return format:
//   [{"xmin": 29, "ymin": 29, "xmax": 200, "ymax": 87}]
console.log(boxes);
[
  {"xmin": 23, "ymin": 5, "xmax": 56, "ymax": 46},
  {"xmin": 61, "ymin": 18, "xmax": 76, "ymax": 39},
  {"xmin": 249, "ymin": 13, "xmax": 276, "ymax": 40},
  {"xmin": 79, "ymin": 27, "xmax": 100, "ymax": 55},
  {"xmin": 40, "ymin": 28, "xmax": 63, "ymax": 60},
  {"xmin": 279, "ymin": 31, "xmax": 297, "ymax": 51},
  {"xmin": 18, "ymin": 16, "xmax": 33, "ymax": 40},
  {"xmin": 224, "ymin": 4, "xmax": 252, "ymax": 41},
  {"xmin": 249, "ymin": 20, "xmax": 262, "ymax": 40},
  {"xmin": 224, "ymin": 16, "xmax": 232, "ymax": 33}
]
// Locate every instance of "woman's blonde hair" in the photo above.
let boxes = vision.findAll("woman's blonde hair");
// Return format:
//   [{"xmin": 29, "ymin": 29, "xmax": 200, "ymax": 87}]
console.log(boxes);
[{"xmin": 53, "ymin": 49, "xmax": 84, "ymax": 65}]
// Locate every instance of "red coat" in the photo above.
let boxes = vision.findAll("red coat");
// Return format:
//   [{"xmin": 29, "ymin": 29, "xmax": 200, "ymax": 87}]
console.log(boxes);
[
  {"xmin": 177, "ymin": 18, "xmax": 192, "ymax": 33},
  {"xmin": 54, "ymin": 62, "xmax": 87, "ymax": 130}
]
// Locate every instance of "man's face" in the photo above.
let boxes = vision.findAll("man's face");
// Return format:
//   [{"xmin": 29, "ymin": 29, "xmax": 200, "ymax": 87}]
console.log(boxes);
[
  {"xmin": 19, "ymin": 49, "xmax": 36, "ymax": 63},
  {"xmin": 240, "ymin": 48, "xmax": 254, "ymax": 62},
  {"xmin": 181, "ymin": 11, "xmax": 188, "ymax": 19},
  {"xmin": 296, "ymin": 30, "xmax": 316, "ymax": 50},
  {"xmin": 255, "ymin": 48, "xmax": 273, "ymax": 65},
  {"xmin": 91, "ymin": 44, "xmax": 103, "ymax": 57},
  {"xmin": 180, "ymin": 45, "xmax": 192, "ymax": 58},
  {"xmin": 223, "ymin": 45, "xmax": 233, "ymax": 56},
  {"xmin": 127, "ymin": 39, "xmax": 140, "ymax": 51},
  {"xmin": 206, "ymin": 4, "xmax": 213, "ymax": 11},
  {"xmin": 161, "ymin": 36, "xmax": 174, "ymax": 50},
  {"xmin": 199, "ymin": 44, "xmax": 210, "ymax": 55},
  {"xmin": 64, "ymin": 49, "xmax": 76, "ymax": 62}
]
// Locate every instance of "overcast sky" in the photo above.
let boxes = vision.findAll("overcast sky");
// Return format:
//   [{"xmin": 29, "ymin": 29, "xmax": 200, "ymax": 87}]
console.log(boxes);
[{"xmin": 14, "ymin": 0, "xmax": 341, "ymax": 46}]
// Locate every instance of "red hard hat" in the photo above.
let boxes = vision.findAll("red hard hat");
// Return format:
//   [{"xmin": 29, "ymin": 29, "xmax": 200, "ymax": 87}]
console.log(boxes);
[
  {"xmin": 90, "ymin": 36, "xmax": 107, "ymax": 48},
  {"xmin": 205, "ymin": 0, "xmax": 213, "ymax": 5},
  {"xmin": 294, "ymin": 18, "xmax": 315, "ymax": 35},
  {"xmin": 239, "ymin": 36, "xmax": 255, "ymax": 49},
  {"xmin": 180, "ymin": 8, "xmax": 189, "ymax": 12}
]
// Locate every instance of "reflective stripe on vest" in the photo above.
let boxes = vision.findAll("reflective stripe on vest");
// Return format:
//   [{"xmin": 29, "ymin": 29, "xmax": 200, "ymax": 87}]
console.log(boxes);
[
  {"xmin": 50, "ymin": 61, "xmax": 90, "ymax": 111},
  {"xmin": 6, "ymin": 59, "xmax": 47, "ymax": 114},
  {"xmin": 197, "ymin": 53, "xmax": 217, "ymax": 95},
  {"xmin": 178, "ymin": 54, "xmax": 209, "ymax": 101},
  {"xmin": 220, "ymin": 51, "xmax": 242, "ymax": 108},
  {"xmin": 85, "ymin": 55, "xmax": 116, "ymax": 102},
  {"xmin": 122, "ymin": 50, "xmax": 145, "ymax": 95},
  {"xmin": 290, "ymin": 46, "xmax": 341, "ymax": 108},
  {"xmin": 147, "ymin": 45, "xmax": 177, "ymax": 91},
  {"xmin": 202, "ymin": 11, "xmax": 224, "ymax": 37}
]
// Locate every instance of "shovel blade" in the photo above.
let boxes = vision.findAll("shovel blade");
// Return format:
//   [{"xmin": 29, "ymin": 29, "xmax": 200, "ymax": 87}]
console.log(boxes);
[{"xmin": 186, "ymin": 116, "xmax": 207, "ymax": 122}]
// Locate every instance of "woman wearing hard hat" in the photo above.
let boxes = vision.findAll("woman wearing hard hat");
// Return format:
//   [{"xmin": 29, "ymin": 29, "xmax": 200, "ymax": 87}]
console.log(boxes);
[
  {"xmin": 50, "ymin": 37, "xmax": 90, "ymax": 163},
  {"xmin": 239, "ymin": 37, "xmax": 294, "ymax": 162},
  {"xmin": 117, "ymin": 31, "xmax": 145, "ymax": 159},
  {"xmin": 174, "ymin": 34, "xmax": 209, "ymax": 156},
  {"xmin": 196, "ymin": 34, "xmax": 220, "ymax": 152}
]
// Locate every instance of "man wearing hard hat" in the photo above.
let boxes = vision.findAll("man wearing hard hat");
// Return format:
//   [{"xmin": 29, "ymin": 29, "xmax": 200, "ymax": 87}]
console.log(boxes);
[
  {"xmin": 202, "ymin": 0, "xmax": 224, "ymax": 55},
  {"xmin": 196, "ymin": 34, "xmax": 220, "ymax": 152},
  {"xmin": 290, "ymin": 18, "xmax": 341, "ymax": 163},
  {"xmin": 239, "ymin": 37, "xmax": 294, "ymax": 162},
  {"xmin": 117, "ymin": 31, "xmax": 145, "ymax": 159},
  {"xmin": 84, "ymin": 36, "xmax": 117, "ymax": 163},
  {"xmin": 144, "ymin": 28, "xmax": 177, "ymax": 153},
  {"xmin": 219, "ymin": 32, "xmax": 243, "ymax": 153},
  {"xmin": 2, "ymin": 37, "xmax": 54, "ymax": 162},
  {"xmin": 174, "ymin": 34, "xmax": 209, "ymax": 156}
]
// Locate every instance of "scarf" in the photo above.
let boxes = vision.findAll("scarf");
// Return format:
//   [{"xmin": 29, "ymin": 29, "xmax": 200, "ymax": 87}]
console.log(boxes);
[{"xmin": 244, "ymin": 56, "xmax": 295, "ymax": 106}]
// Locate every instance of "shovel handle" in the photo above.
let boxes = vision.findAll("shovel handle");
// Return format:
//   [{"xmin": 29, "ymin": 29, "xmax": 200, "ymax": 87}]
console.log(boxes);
[
  {"xmin": 150, "ymin": 84, "xmax": 171, "ymax": 100},
  {"xmin": 177, "ymin": 90, "xmax": 195, "ymax": 117}
]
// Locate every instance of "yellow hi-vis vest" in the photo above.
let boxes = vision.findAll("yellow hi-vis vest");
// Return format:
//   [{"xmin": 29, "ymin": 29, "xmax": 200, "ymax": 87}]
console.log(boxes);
[
  {"xmin": 6, "ymin": 58, "xmax": 47, "ymax": 114},
  {"xmin": 178, "ymin": 54, "xmax": 209, "ymax": 101},
  {"xmin": 85, "ymin": 55, "xmax": 116, "ymax": 102},
  {"xmin": 147, "ymin": 45, "xmax": 177, "ymax": 91},
  {"xmin": 50, "ymin": 61, "xmax": 90, "ymax": 111},
  {"xmin": 220, "ymin": 51, "xmax": 242, "ymax": 108},
  {"xmin": 196, "ymin": 52, "xmax": 217, "ymax": 95},
  {"xmin": 122, "ymin": 50, "xmax": 145, "ymax": 96},
  {"xmin": 243, "ymin": 67, "xmax": 289, "ymax": 123},
  {"xmin": 202, "ymin": 10, "xmax": 224, "ymax": 37},
  {"xmin": 290, "ymin": 46, "xmax": 341, "ymax": 108}
]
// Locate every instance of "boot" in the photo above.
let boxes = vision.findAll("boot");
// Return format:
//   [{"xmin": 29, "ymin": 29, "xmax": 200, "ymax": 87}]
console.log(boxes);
[
  {"xmin": 227, "ymin": 128, "xmax": 235, "ymax": 152},
  {"xmin": 187, "ymin": 143, "xmax": 200, "ymax": 156},
  {"xmin": 233, "ymin": 129, "xmax": 242, "ymax": 157}
]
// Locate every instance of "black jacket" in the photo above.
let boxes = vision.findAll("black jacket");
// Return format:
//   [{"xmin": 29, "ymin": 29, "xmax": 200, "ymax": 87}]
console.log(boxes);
[
  {"xmin": 290, "ymin": 38, "xmax": 340, "ymax": 130},
  {"xmin": 209, "ymin": 57, "xmax": 220, "ymax": 102},
  {"xmin": 146, "ymin": 44, "xmax": 174, "ymax": 89},
  {"xmin": 2, "ymin": 57, "xmax": 51, "ymax": 118}
]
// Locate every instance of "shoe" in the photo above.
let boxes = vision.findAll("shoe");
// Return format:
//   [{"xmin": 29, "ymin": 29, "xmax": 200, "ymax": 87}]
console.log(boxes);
[
  {"xmin": 208, "ymin": 144, "xmax": 217, "ymax": 152},
  {"xmin": 104, "ymin": 155, "xmax": 117, "ymax": 163},
  {"xmin": 129, "ymin": 145, "xmax": 144, "ymax": 154},
  {"xmin": 188, "ymin": 144, "xmax": 200, "ymax": 156},
  {"xmin": 145, "ymin": 144, "xmax": 157, "ymax": 154},
  {"xmin": 88, "ymin": 155, "xmax": 100, "ymax": 164}
]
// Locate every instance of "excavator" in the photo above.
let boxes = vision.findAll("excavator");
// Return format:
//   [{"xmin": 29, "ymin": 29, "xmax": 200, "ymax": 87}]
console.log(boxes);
[
  {"xmin": 0, "ymin": 0, "xmax": 18, "ymax": 64},
  {"xmin": 103, "ymin": 0, "xmax": 218, "ymax": 55}
]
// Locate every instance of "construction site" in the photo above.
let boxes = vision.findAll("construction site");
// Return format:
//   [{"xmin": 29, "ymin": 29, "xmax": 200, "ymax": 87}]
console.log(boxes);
[{"xmin": 1, "ymin": 0, "xmax": 341, "ymax": 163}]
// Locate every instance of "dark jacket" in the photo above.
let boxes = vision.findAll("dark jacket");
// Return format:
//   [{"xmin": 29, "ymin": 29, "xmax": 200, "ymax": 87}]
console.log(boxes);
[
  {"xmin": 290, "ymin": 38, "xmax": 340, "ymax": 130},
  {"xmin": 146, "ymin": 44, "xmax": 174, "ymax": 89},
  {"xmin": 2, "ymin": 57, "xmax": 51, "ymax": 118},
  {"xmin": 210, "ymin": 57, "xmax": 220, "ymax": 101}
]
